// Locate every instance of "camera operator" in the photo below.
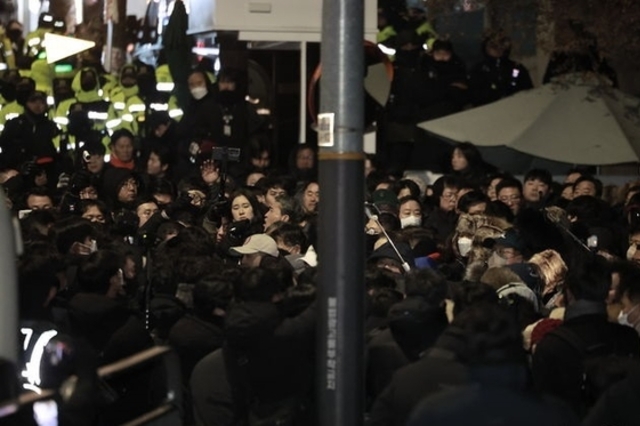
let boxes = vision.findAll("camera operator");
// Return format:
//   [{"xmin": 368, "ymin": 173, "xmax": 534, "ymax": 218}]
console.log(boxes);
[
  {"xmin": 213, "ymin": 189, "xmax": 266, "ymax": 260},
  {"xmin": 178, "ymin": 68, "xmax": 267, "ymax": 173},
  {"xmin": 0, "ymin": 89, "xmax": 60, "ymax": 187}
]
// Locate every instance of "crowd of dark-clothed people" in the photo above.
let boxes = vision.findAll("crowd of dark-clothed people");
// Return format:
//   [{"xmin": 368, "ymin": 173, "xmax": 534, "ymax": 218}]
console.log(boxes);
[
  {"xmin": 2, "ymin": 2, "xmax": 639, "ymax": 426},
  {"xmin": 9, "ymin": 127, "xmax": 640, "ymax": 425}
]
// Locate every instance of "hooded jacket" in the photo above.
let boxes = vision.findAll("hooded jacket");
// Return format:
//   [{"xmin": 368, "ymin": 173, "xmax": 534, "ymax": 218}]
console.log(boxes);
[
  {"xmin": 54, "ymin": 67, "xmax": 119, "ymax": 134},
  {"xmin": 111, "ymin": 64, "xmax": 146, "ymax": 134},
  {"xmin": 369, "ymin": 326, "xmax": 470, "ymax": 426},
  {"xmin": 469, "ymin": 48, "xmax": 533, "ymax": 107},
  {"xmin": 67, "ymin": 293, "xmax": 152, "ymax": 364},
  {"xmin": 0, "ymin": 105, "xmax": 59, "ymax": 168},
  {"xmin": 224, "ymin": 300, "xmax": 316, "ymax": 421},
  {"xmin": 102, "ymin": 167, "xmax": 137, "ymax": 210}
]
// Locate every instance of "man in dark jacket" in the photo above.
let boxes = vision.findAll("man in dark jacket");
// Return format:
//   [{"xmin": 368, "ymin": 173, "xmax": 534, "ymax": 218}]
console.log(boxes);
[
  {"xmin": 368, "ymin": 316, "xmax": 469, "ymax": 426},
  {"xmin": 469, "ymin": 29, "xmax": 533, "ymax": 107},
  {"xmin": 419, "ymin": 39, "xmax": 468, "ymax": 118},
  {"xmin": 169, "ymin": 275, "xmax": 233, "ymax": 425},
  {"xmin": 224, "ymin": 266, "xmax": 316, "ymax": 425},
  {"xmin": 532, "ymin": 254, "xmax": 640, "ymax": 416},
  {"xmin": 0, "ymin": 89, "xmax": 59, "ymax": 182},
  {"xmin": 404, "ymin": 303, "xmax": 578, "ymax": 426},
  {"xmin": 68, "ymin": 250, "xmax": 152, "ymax": 364},
  {"xmin": 168, "ymin": 275, "xmax": 231, "ymax": 386},
  {"xmin": 179, "ymin": 68, "xmax": 266, "ymax": 154}
]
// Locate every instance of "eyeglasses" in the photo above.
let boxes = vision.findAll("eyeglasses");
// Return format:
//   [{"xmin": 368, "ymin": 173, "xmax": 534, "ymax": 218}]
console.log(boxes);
[
  {"xmin": 441, "ymin": 192, "xmax": 457, "ymax": 200},
  {"xmin": 499, "ymin": 195, "xmax": 521, "ymax": 203}
]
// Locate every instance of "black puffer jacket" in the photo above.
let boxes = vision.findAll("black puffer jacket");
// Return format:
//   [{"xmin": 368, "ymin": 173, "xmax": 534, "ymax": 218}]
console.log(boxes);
[
  {"xmin": 224, "ymin": 300, "xmax": 316, "ymax": 424},
  {"xmin": 67, "ymin": 293, "xmax": 153, "ymax": 364}
]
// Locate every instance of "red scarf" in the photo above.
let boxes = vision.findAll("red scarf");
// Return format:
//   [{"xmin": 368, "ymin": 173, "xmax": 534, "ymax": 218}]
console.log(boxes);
[{"xmin": 110, "ymin": 155, "xmax": 135, "ymax": 170}]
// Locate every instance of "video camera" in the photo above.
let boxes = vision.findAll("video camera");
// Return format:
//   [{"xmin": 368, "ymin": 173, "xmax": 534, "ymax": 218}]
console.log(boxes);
[{"xmin": 211, "ymin": 146, "xmax": 241, "ymax": 163}]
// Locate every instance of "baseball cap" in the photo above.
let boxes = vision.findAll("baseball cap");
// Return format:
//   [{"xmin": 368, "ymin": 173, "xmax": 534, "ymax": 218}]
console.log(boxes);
[
  {"xmin": 27, "ymin": 90, "xmax": 47, "ymax": 102},
  {"xmin": 371, "ymin": 189, "xmax": 399, "ymax": 211},
  {"xmin": 490, "ymin": 228, "xmax": 526, "ymax": 252},
  {"xmin": 230, "ymin": 234, "xmax": 279, "ymax": 257}
]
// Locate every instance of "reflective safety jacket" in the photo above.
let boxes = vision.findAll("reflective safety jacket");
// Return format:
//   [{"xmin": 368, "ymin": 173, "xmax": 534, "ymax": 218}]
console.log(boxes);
[
  {"xmin": 53, "ymin": 67, "xmax": 119, "ymax": 149},
  {"xmin": 0, "ymin": 100, "xmax": 23, "ymax": 132}
]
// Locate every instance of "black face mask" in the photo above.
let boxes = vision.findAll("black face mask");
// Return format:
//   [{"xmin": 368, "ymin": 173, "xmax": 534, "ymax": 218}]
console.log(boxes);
[
  {"xmin": 27, "ymin": 105, "xmax": 47, "ymax": 120},
  {"xmin": 137, "ymin": 74, "xmax": 156, "ymax": 98},
  {"xmin": 395, "ymin": 49, "xmax": 421, "ymax": 67},
  {"xmin": 7, "ymin": 29, "xmax": 22, "ymax": 42},
  {"xmin": 366, "ymin": 234, "xmax": 381, "ymax": 256},
  {"xmin": 0, "ymin": 82, "xmax": 16, "ymax": 102},
  {"xmin": 80, "ymin": 72, "xmax": 97, "ymax": 92},
  {"xmin": 433, "ymin": 59, "xmax": 453, "ymax": 71},
  {"xmin": 218, "ymin": 90, "xmax": 241, "ymax": 105},
  {"xmin": 15, "ymin": 87, "xmax": 32, "ymax": 106}
]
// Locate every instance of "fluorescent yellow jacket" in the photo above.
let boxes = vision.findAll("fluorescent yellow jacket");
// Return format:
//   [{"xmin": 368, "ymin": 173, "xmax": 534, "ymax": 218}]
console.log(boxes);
[{"xmin": 0, "ymin": 101, "xmax": 23, "ymax": 131}]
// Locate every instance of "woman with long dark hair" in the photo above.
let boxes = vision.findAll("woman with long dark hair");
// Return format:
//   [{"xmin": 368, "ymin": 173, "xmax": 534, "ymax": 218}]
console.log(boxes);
[{"xmin": 451, "ymin": 142, "xmax": 495, "ymax": 186}]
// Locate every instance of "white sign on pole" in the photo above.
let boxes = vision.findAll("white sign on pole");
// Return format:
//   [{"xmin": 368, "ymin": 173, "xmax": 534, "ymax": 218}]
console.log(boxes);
[{"xmin": 44, "ymin": 33, "xmax": 95, "ymax": 64}]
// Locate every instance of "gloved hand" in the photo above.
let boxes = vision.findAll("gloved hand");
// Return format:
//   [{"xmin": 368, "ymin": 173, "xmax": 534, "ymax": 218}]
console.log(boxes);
[{"xmin": 57, "ymin": 172, "xmax": 71, "ymax": 190}]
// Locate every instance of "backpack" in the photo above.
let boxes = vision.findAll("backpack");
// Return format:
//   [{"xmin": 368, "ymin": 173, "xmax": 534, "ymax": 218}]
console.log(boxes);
[{"xmin": 551, "ymin": 326, "xmax": 640, "ymax": 415}]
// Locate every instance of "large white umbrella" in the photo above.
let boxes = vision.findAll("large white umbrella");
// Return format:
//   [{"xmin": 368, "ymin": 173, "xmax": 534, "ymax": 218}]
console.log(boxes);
[{"xmin": 418, "ymin": 74, "xmax": 640, "ymax": 165}]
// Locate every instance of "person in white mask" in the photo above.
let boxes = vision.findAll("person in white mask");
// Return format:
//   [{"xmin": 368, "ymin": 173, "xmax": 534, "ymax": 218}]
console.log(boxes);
[
  {"xmin": 398, "ymin": 196, "xmax": 423, "ymax": 229},
  {"xmin": 188, "ymin": 70, "xmax": 210, "ymax": 100},
  {"xmin": 618, "ymin": 279, "xmax": 640, "ymax": 336},
  {"xmin": 178, "ymin": 69, "xmax": 217, "ymax": 150}
]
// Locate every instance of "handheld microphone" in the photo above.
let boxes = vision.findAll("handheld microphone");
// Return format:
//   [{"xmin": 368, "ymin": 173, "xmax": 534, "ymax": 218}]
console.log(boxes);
[
  {"xmin": 365, "ymin": 203, "xmax": 411, "ymax": 273},
  {"xmin": 542, "ymin": 207, "xmax": 591, "ymax": 252}
]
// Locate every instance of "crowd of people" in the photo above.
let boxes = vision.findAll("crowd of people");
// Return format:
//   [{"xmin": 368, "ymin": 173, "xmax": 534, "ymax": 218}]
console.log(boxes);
[{"xmin": 1, "ymin": 2, "xmax": 639, "ymax": 426}]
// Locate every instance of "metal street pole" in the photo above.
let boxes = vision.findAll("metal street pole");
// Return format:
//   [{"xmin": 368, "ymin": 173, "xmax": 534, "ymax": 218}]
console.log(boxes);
[
  {"xmin": 317, "ymin": 0, "xmax": 365, "ymax": 424},
  {"xmin": 0, "ymin": 192, "xmax": 18, "ymax": 364}
]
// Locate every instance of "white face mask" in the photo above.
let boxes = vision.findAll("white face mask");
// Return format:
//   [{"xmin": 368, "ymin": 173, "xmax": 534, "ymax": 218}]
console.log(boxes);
[
  {"xmin": 400, "ymin": 215, "xmax": 422, "ymax": 229},
  {"xmin": 457, "ymin": 236, "xmax": 473, "ymax": 257},
  {"xmin": 488, "ymin": 251, "xmax": 508, "ymax": 269},
  {"xmin": 618, "ymin": 305, "xmax": 639, "ymax": 328},
  {"xmin": 190, "ymin": 86, "xmax": 208, "ymax": 100},
  {"xmin": 365, "ymin": 227, "xmax": 379, "ymax": 235}
]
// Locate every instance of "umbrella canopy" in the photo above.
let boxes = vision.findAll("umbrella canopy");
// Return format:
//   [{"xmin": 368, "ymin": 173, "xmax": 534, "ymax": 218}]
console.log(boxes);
[{"xmin": 418, "ymin": 74, "xmax": 640, "ymax": 165}]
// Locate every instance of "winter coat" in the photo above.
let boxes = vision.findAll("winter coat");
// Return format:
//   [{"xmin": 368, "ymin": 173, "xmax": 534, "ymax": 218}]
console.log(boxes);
[
  {"xmin": 0, "ymin": 109, "xmax": 58, "ymax": 168},
  {"xmin": 168, "ymin": 314, "xmax": 224, "ymax": 381},
  {"xmin": 191, "ymin": 348, "xmax": 234, "ymax": 426},
  {"xmin": 224, "ymin": 300, "xmax": 316, "ymax": 422},
  {"xmin": 67, "ymin": 292, "xmax": 153, "ymax": 364},
  {"xmin": 469, "ymin": 56, "xmax": 533, "ymax": 107},
  {"xmin": 366, "ymin": 328, "xmax": 410, "ymax": 405},
  {"xmin": 423, "ymin": 208, "xmax": 458, "ymax": 244},
  {"xmin": 368, "ymin": 327, "xmax": 469, "ymax": 426},
  {"xmin": 406, "ymin": 365, "xmax": 579, "ymax": 426},
  {"xmin": 584, "ymin": 370, "xmax": 640, "ymax": 426},
  {"xmin": 532, "ymin": 300, "xmax": 640, "ymax": 415}
]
